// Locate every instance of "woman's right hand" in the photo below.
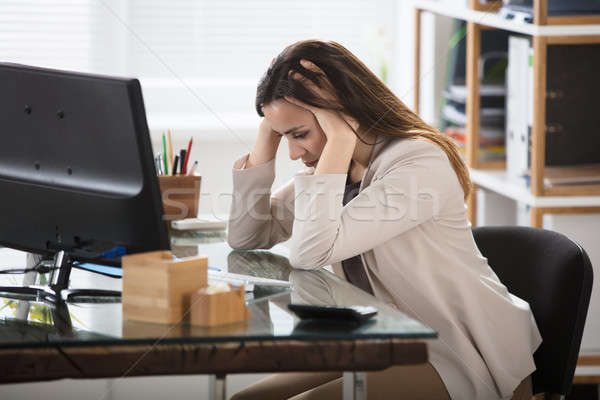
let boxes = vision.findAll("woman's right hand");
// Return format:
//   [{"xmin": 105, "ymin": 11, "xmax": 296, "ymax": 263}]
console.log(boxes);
[{"xmin": 245, "ymin": 118, "xmax": 282, "ymax": 168}]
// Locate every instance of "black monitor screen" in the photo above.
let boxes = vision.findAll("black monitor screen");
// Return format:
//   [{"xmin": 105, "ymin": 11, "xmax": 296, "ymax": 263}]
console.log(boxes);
[{"xmin": 0, "ymin": 63, "xmax": 170, "ymax": 266}]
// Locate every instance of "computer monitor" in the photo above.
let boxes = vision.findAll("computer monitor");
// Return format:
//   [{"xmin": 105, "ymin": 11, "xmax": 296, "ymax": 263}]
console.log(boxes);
[{"xmin": 0, "ymin": 62, "xmax": 170, "ymax": 302}]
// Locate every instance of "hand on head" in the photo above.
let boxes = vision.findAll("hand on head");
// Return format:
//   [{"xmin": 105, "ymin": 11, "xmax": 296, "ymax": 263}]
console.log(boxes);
[{"xmin": 285, "ymin": 59, "xmax": 359, "ymax": 140}]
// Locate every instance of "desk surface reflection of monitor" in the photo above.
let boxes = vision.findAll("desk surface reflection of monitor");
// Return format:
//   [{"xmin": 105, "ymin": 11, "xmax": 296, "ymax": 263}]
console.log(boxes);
[{"xmin": 0, "ymin": 62, "xmax": 170, "ymax": 302}]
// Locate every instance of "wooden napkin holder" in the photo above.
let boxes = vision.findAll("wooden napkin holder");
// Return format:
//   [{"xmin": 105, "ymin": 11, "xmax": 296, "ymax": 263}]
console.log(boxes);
[
  {"xmin": 122, "ymin": 250, "xmax": 207, "ymax": 324},
  {"xmin": 191, "ymin": 284, "xmax": 250, "ymax": 327},
  {"xmin": 158, "ymin": 175, "xmax": 201, "ymax": 221}
]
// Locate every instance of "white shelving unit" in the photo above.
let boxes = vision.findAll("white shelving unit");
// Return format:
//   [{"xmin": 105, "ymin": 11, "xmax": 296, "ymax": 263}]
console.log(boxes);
[
  {"xmin": 470, "ymin": 169, "xmax": 600, "ymax": 207},
  {"xmin": 414, "ymin": 0, "xmax": 600, "ymax": 36},
  {"xmin": 414, "ymin": 0, "xmax": 600, "ymax": 227}
]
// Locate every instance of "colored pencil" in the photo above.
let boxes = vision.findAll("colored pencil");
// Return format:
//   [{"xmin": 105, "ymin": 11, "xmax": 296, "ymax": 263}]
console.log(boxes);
[
  {"xmin": 162, "ymin": 132, "xmax": 168, "ymax": 174},
  {"xmin": 167, "ymin": 129, "xmax": 174, "ymax": 175},
  {"xmin": 182, "ymin": 137, "xmax": 193, "ymax": 175},
  {"xmin": 172, "ymin": 155, "xmax": 180, "ymax": 176},
  {"xmin": 179, "ymin": 149, "xmax": 186, "ymax": 175}
]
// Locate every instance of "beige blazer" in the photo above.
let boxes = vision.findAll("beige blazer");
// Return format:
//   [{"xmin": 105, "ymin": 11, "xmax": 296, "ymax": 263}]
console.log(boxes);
[{"xmin": 227, "ymin": 135, "xmax": 542, "ymax": 400}]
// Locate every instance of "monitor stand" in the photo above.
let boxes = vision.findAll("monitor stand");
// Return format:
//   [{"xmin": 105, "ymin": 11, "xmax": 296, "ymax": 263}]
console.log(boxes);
[{"xmin": 0, "ymin": 250, "xmax": 121, "ymax": 303}]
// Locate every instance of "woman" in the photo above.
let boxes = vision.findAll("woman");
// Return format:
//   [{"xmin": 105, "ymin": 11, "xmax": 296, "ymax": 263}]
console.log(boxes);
[{"xmin": 227, "ymin": 39, "xmax": 541, "ymax": 400}]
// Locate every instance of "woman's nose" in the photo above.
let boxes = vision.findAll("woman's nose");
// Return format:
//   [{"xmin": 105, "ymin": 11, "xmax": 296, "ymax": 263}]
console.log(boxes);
[{"xmin": 288, "ymin": 141, "xmax": 306, "ymax": 161}]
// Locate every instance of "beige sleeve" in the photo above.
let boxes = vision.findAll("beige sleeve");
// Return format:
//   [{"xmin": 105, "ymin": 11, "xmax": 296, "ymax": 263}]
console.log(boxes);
[
  {"xmin": 288, "ymin": 154, "xmax": 453, "ymax": 269},
  {"xmin": 226, "ymin": 153, "xmax": 296, "ymax": 249}
]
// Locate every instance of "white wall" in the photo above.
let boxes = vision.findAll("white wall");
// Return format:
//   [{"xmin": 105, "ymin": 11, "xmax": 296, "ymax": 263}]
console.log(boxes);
[{"xmin": 418, "ymin": 12, "xmax": 455, "ymax": 127}]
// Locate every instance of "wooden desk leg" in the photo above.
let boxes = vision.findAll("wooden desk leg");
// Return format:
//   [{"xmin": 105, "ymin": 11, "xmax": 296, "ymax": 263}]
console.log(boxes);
[
  {"xmin": 209, "ymin": 374, "xmax": 226, "ymax": 400},
  {"xmin": 343, "ymin": 372, "xmax": 367, "ymax": 400}
]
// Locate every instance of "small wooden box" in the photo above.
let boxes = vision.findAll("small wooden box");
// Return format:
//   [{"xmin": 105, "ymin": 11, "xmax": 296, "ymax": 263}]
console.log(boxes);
[
  {"xmin": 122, "ymin": 250, "xmax": 207, "ymax": 324},
  {"xmin": 191, "ymin": 284, "xmax": 250, "ymax": 327},
  {"xmin": 158, "ymin": 175, "xmax": 201, "ymax": 221}
]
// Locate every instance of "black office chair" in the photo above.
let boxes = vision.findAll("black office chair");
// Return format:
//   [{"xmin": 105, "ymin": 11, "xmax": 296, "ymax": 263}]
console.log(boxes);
[{"xmin": 472, "ymin": 226, "xmax": 593, "ymax": 399}]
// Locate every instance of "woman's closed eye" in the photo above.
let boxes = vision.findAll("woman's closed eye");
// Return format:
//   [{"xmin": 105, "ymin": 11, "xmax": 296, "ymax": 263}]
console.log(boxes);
[{"xmin": 292, "ymin": 131, "xmax": 309, "ymax": 139}]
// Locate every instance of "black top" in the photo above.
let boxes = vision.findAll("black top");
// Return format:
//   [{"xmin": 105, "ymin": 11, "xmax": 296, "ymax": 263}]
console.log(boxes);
[{"xmin": 341, "ymin": 174, "xmax": 375, "ymax": 295}]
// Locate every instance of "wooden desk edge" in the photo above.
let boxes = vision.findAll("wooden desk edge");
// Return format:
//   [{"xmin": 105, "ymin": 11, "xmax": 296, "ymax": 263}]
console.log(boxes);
[{"xmin": 0, "ymin": 339, "xmax": 429, "ymax": 383}]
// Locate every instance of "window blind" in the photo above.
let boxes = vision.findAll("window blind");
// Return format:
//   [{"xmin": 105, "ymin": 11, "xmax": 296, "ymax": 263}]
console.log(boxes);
[{"xmin": 0, "ymin": 0, "xmax": 393, "ymax": 139}]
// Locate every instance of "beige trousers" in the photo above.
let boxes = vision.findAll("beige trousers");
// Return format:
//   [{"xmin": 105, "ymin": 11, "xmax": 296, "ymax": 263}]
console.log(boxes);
[{"xmin": 231, "ymin": 363, "xmax": 533, "ymax": 400}]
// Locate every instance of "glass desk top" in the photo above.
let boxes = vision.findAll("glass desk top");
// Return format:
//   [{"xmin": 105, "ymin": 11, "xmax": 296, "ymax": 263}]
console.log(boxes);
[{"xmin": 0, "ymin": 230, "xmax": 437, "ymax": 349}]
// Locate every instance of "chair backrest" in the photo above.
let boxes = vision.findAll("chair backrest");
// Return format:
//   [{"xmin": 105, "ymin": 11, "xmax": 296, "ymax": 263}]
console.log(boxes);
[{"xmin": 472, "ymin": 226, "xmax": 593, "ymax": 396}]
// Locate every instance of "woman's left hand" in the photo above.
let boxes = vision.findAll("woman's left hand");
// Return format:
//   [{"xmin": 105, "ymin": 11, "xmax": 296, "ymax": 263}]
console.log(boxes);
[{"xmin": 285, "ymin": 59, "xmax": 358, "ymax": 144}]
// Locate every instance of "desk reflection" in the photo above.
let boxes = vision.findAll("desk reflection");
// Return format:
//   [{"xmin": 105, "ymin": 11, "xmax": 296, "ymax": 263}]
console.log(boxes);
[{"xmin": 0, "ymin": 242, "xmax": 435, "ymax": 347}]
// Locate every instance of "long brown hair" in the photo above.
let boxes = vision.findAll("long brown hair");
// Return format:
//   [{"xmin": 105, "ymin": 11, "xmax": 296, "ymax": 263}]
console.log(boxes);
[{"xmin": 256, "ymin": 39, "xmax": 472, "ymax": 200}]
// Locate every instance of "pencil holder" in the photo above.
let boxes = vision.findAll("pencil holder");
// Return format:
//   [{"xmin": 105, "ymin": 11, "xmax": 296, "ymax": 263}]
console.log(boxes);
[
  {"xmin": 122, "ymin": 250, "xmax": 208, "ymax": 324},
  {"xmin": 158, "ymin": 175, "xmax": 201, "ymax": 221},
  {"xmin": 191, "ymin": 284, "xmax": 250, "ymax": 327}
]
